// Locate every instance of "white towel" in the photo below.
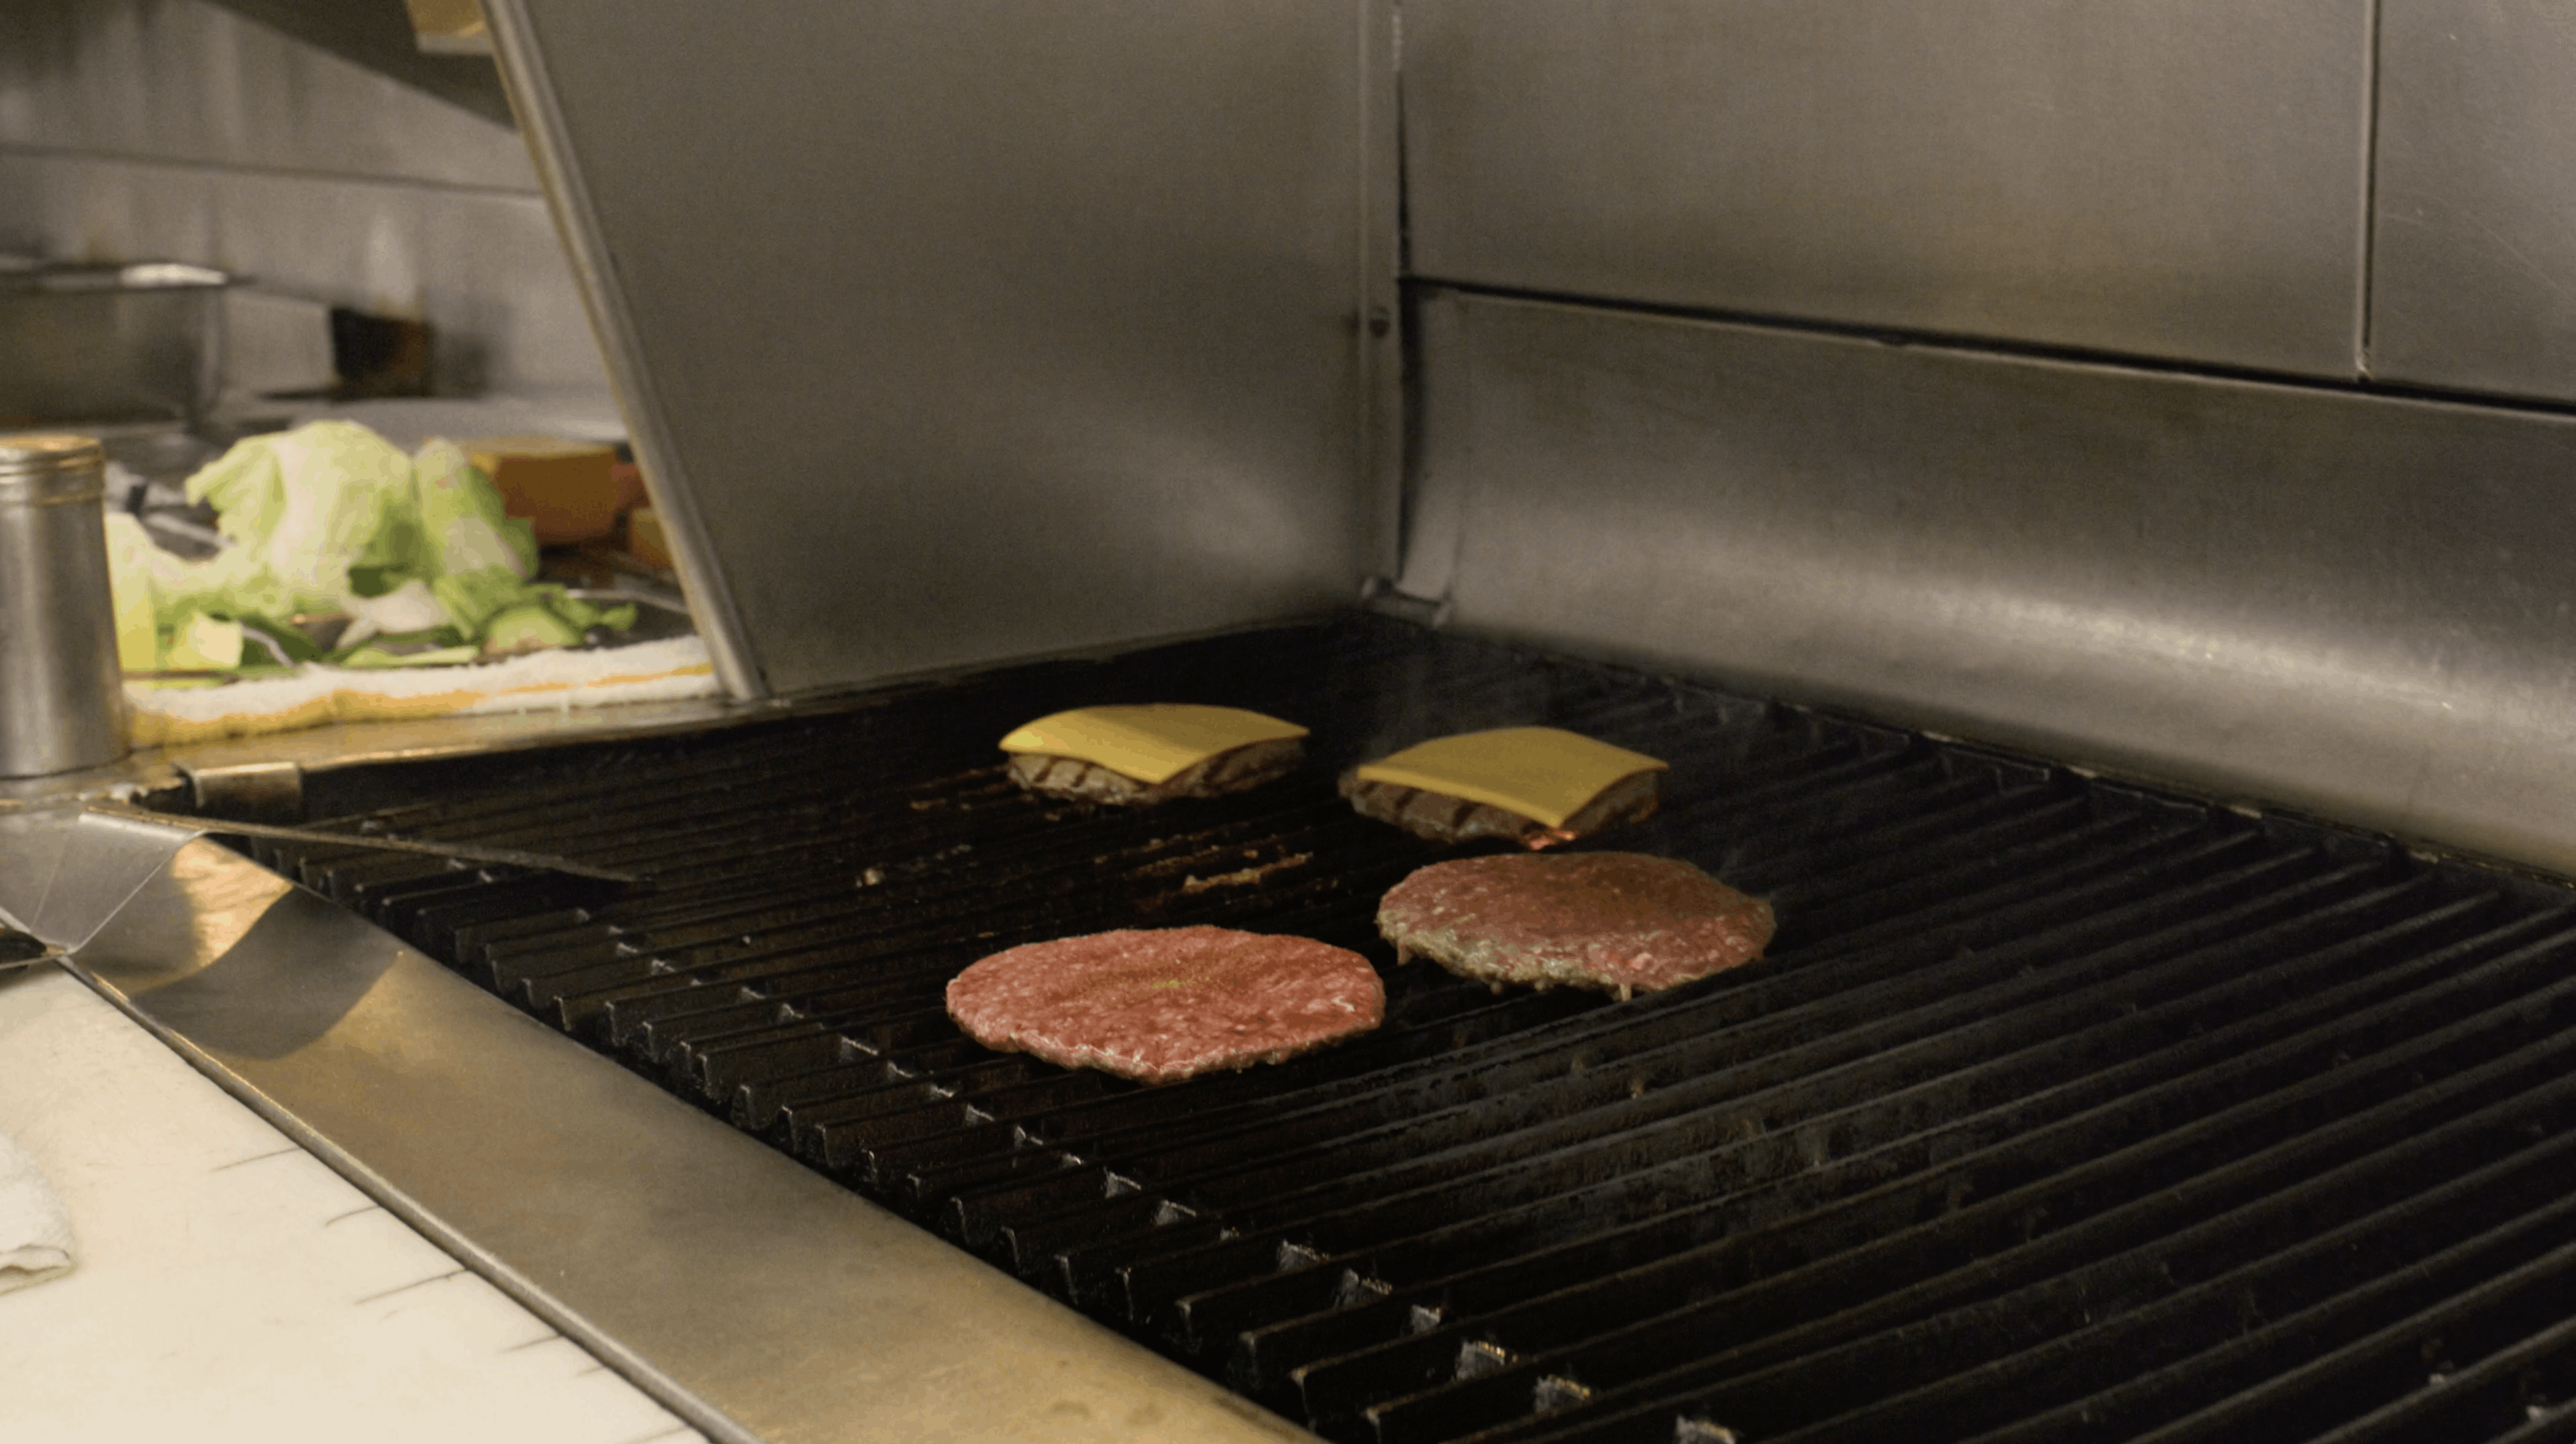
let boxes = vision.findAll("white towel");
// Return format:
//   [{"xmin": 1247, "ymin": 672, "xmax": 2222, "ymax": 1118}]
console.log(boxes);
[
  {"xmin": 125, "ymin": 634, "xmax": 722, "ymax": 747},
  {"xmin": 0, "ymin": 1128, "xmax": 73, "ymax": 1294}
]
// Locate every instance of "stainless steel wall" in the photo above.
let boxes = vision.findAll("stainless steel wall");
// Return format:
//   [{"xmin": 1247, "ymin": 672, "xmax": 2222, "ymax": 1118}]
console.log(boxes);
[
  {"xmin": 1401, "ymin": 0, "xmax": 2576, "ymax": 398},
  {"xmin": 1397, "ymin": 3, "xmax": 2576, "ymax": 873},
  {"xmin": 489, "ymin": 0, "xmax": 1395, "ymax": 700},
  {"xmin": 2371, "ymin": 0, "xmax": 2576, "ymax": 403},
  {"xmin": 0, "ymin": 0, "xmax": 607, "ymax": 398},
  {"xmin": 1409, "ymin": 291, "xmax": 2576, "ymax": 873},
  {"xmin": 1403, "ymin": 0, "xmax": 2375, "ymax": 378},
  {"xmin": 470, "ymin": 0, "xmax": 2576, "ymax": 873}
]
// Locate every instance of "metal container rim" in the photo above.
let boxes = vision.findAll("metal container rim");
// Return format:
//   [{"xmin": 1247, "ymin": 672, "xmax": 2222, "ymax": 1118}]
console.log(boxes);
[{"xmin": 0, "ymin": 435, "xmax": 107, "ymax": 499}]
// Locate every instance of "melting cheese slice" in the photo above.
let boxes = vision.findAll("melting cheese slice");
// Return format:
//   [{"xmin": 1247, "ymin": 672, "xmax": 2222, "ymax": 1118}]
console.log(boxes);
[
  {"xmin": 999, "ymin": 704, "xmax": 1309, "ymax": 785},
  {"xmin": 1354, "ymin": 727, "xmax": 1668, "ymax": 828}
]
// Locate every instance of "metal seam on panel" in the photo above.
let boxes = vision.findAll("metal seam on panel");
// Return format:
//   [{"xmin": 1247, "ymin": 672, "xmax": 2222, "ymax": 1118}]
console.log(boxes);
[{"xmin": 2357, "ymin": 0, "xmax": 2385, "ymax": 375}]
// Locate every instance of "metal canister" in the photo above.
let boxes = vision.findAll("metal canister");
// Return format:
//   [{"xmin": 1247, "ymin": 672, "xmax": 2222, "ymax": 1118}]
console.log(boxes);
[{"xmin": 0, "ymin": 435, "xmax": 127, "ymax": 776}]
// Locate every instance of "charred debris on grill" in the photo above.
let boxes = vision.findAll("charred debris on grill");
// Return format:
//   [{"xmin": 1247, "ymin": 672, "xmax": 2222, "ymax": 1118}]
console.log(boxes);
[{"xmin": 191, "ymin": 615, "xmax": 2576, "ymax": 1444}]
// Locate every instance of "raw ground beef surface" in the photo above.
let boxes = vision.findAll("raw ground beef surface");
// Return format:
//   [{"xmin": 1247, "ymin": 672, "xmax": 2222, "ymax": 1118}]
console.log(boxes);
[
  {"xmin": 946, "ymin": 925, "xmax": 1385, "ymax": 1084},
  {"xmin": 1377, "ymin": 851, "xmax": 1775, "ymax": 999}
]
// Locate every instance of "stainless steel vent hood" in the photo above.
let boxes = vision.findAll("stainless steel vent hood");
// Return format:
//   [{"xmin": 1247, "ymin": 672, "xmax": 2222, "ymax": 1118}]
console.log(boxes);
[
  {"xmin": 484, "ymin": 0, "xmax": 1399, "ymax": 701},
  {"xmin": 487, "ymin": 0, "xmax": 2576, "ymax": 877}
]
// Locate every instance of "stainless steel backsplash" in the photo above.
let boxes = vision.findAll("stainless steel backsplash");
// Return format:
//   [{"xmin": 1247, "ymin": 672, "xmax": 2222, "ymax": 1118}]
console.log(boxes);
[
  {"xmin": 0, "ymin": 0, "xmax": 606, "ymax": 398},
  {"xmin": 472, "ymin": 1, "xmax": 2576, "ymax": 871}
]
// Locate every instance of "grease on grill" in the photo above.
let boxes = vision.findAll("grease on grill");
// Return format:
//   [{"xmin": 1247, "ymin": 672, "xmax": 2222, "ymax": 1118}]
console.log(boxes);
[{"xmin": 1182, "ymin": 852, "xmax": 1313, "ymax": 894}]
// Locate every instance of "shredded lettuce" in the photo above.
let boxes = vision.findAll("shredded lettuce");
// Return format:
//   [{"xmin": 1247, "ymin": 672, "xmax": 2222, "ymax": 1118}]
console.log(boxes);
[
  {"xmin": 108, "ymin": 421, "xmax": 621, "ymax": 675},
  {"xmin": 430, "ymin": 566, "xmax": 529, "ymax": 637},
  {"xmin": 186, "ymin": 421, "xmax": 422, "ymax": 613},
  {"xmin": 164, "ymin": 612, "xmax": 244, "ymax": 671},
  {"xmin": 414, "ymin": 438, "xmax": 538, "ymax": 579},
  {"xmin": 337, "ymin": 642, "xmax": 482, "ymax": 669}
]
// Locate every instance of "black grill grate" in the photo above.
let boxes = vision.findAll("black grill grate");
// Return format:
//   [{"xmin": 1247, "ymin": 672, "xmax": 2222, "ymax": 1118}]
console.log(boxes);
[{"xmin": 222, "ymin": 617, "xmax": 2576, "ymax": 1444}]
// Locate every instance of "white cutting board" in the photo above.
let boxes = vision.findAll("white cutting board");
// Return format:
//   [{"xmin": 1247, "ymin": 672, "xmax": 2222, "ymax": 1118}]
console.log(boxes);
[{"xmin": 0, "ymin": 963, "xmax": 708, "ymax": 1444}]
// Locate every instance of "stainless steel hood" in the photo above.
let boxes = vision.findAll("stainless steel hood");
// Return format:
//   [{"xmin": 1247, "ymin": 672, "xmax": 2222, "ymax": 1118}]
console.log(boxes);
[{"xmin": 483, "ymin": 0, "xmax": 1399, "ymax": 702}]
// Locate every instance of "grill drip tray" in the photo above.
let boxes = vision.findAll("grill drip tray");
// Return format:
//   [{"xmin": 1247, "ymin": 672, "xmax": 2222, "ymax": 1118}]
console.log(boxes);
[{"xmin": 223, "ymin": 616, "xmax": 2576, "ymax": 1444}]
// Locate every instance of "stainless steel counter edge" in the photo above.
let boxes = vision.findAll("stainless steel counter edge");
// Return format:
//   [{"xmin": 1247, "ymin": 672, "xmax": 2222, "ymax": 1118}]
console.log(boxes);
[{"xmin": 15, "ymin": 812, "xmax": 1316, "ymax": 1444}]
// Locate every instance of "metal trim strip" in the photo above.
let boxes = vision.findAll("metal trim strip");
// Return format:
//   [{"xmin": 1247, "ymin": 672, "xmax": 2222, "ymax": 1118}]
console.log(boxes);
[{"xmin": 1358, "ymin": 0, "xmax": 1405, "ymax": 583}]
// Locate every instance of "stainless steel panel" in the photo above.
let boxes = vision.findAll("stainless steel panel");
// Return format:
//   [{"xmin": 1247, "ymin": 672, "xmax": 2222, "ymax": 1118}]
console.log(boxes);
[
  {"xmin": 46, "ymin": 814, "xmax": 1317, "ymax": 1444},
  {"xmin": 2370, "ymin": 0, "xmax": 2576, "ymax": 402},
  {"xmin": 197, "ymin": 0, "xmax": 517, "ymax": 127},
  {"xmin": 0, "ymin": 152, "xmax": 608, "ymax": 397},
  {"xmin": 0, "ymin": 0, "xmax": 536, "ymax": 190},
  {"xmin": 1419, "ymin": 291, "xmax": 2576, "ymax": 875},
  {"xmin": 0, "ymin": 811, "xmax": 69, "ymax": 930},
  {"xmin": 486, "ymin": 0, "xmax": 1391, "ymax": 700},
  {"xmin": 1405, "ymin": 0, "xmax": 2373, "ymax": 378},
  {"xmin": 26, "ymin": 809, "xmax": 184, "ymax": 949}
]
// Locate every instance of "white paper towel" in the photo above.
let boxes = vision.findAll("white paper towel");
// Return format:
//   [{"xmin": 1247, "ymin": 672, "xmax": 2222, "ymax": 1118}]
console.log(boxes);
[{"xmin": 0, "ymin": 1127, "xmax": 73, "ymax": 1293}]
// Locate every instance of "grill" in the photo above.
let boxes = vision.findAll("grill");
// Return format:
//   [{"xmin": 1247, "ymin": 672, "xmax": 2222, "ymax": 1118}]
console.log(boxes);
[
  {"xmin": 9, "ymin": 3, "xmax": 2573, "ymax": 1440},
  {"xmin": 200, "ymin": 614, "xmax": 2576, "ymax": 1444}
]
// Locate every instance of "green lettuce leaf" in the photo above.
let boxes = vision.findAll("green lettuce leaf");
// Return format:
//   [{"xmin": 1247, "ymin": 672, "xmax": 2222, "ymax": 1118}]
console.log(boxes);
[
  {"xmin": 184, "ymin": 421, "xmax": 421, "ymax": 614},
  {"xmin": 413, "ymin": 439, "xmax": 538, "ymax": 580},
  {"xmin": 430, "ymin": 567, "xmax": 531, "ymax": 636},
  {"xmin": 109, "ymin": 421, "xmax": 619, "ymax": 677}
]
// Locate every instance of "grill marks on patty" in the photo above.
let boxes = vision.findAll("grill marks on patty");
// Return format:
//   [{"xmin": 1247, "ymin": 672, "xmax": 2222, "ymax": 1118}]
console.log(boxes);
[
  {"xmin": 1377, "ymin": 852, "xmax": 1775, "ymax": 999},
  {"xmin": 1340, "ymin": 767, "xmax": 1662, "ymax": 848},
  {"xmin": 1010, "ymin": 736, "xmax": 1305, "ymax": 806},
  {"xmin": 945, "ymin": 925, "xmax": 1385, "ymax": 1084}
]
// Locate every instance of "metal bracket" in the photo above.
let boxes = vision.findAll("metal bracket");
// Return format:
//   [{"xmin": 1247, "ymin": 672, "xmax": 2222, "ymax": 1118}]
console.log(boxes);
[{"xmin": 1358, "ymin": 575, "xmax": 1452, "ymax": 628}]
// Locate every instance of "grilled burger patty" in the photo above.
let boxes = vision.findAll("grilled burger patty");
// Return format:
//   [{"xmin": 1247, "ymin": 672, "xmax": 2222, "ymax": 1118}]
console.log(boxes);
[
  {"xmin": 1377, "ymin": 851, "xmax": 1775, "ymax": 999},
  {"xmin": 1011, "ymin": 735, "xmax": 1303, "ymax": 806},
  {"xmin": 1340, "ymin": 766, "xmax": 1661, "ymax": 847},
  {"xmin": 946, "ymin": 925, "xmax": 1385, "ymax": 1084}
]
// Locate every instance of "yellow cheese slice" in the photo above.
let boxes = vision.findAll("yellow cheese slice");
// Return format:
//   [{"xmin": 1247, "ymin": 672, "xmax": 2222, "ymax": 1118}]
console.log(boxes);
[
  {"xmin": 999, "ymin": 705, "xmax": 1309, "ymax": 786},
  {"xmin": 1353, "ymin": 727, "xmax": 1668, "ymax": 828}
]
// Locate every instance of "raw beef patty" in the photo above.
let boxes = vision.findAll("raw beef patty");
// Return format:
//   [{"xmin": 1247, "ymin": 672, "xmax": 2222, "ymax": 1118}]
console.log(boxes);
[
  {"xmin": 1377, "ymin": 852, "xmax": 1775, "ymax": 999},
  {"xmin": 947, "ymin": 925, "xmax": 1385, "ymax": 1084}
]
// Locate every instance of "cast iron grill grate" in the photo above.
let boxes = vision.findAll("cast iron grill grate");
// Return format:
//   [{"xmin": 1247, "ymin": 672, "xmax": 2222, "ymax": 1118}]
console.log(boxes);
[{"xmin": 227, "ymin": 616, "xmax": 2576, "ymax": 1444}]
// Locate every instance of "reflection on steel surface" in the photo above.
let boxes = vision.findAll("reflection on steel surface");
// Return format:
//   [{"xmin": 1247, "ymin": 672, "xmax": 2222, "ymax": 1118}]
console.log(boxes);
[
  {"xmin": 2371, "ymin": 0, "xmax": 2576, "ymax": 403},
  {"xmin": 28, "ymin": 810, "xmax": 195, "ymax": 952},
  {"xmin": 484, "ymin": 0, "xmax": 1394, "ymax": 700},
  {"xmin": 1413, "ymin": 291, "xmax": 2576, "ymax": 876},
  {"xmin": 0, "ymin": 436, "xmax": 126, "ymax": 778}
]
